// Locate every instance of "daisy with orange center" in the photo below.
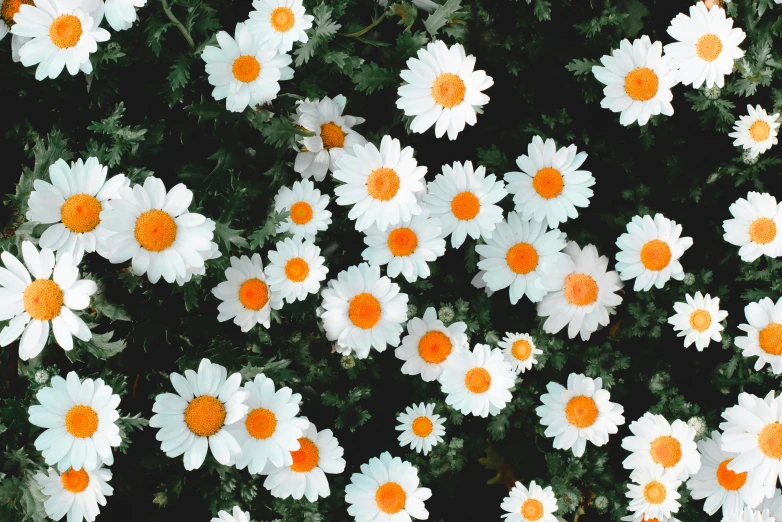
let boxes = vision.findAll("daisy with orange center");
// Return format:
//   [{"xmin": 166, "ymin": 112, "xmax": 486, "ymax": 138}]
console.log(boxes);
[
  {"xmin": 396, "ymin": 403, "xmax": 446, "ymax": 456},
  {"xmin": 626, "ymin": 464, "xmax": 683, "ymax": 521},
  {"xmin": 212, "ymin": 253, "xmax": 283, "ymax": 332},
  {"xmin": 622, "ymin": 412, "xmax": 702, "ymax": 480},
  {"xmin": 723, "ymin": 192, "xmax": 782, "ymax": 263},
  {"xmin": 395, "ymin": 306, "xmax": 468, "ymax": 382},
  {"xmin": 1, "ymin": 0, "xmax": 35, "ymax": 63},
  {"xmin": 498, "ymin": 332, "xmax": 542, "ymax": 374},
  {"xmin": 34, "ymin": 465, "xmax": 112, "ymax": 522},
  {"xmin": 247, "ymin": 0, "xmax": 312, "ymax": 53},
  {"xmin": 536, "ymin": 373, "xmax": 625, "ymax": 457},
  {"xmin": 274, "ymin": 179, "xmax": 332, "ymax": 242},
  {"xmin": 668, "ymin": 292, "xmax": 728, "ymax": 351},
  {"xmin": 264, "ymin": 237, "xmax": 328, "ymax": 303},
  {"xmin": 729, "ymin": 105, "xmax": 781, "ymax": 160},
  {"xmin": 440, "ymin": 343, "xmax": 515, "ymax": 417},
  {"xmin": 500, "ymin": 480, "xmax": 559, "ymax": 522},
  {"xmin": 735, "ymin": 297, "xmax": 782, "ymax": 375}
]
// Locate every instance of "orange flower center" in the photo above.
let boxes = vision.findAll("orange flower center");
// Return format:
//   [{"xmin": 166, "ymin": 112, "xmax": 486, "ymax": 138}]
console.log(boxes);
[
  {"xmin": 696, "ymin": 33, "xmax": 723, "ymax": 62},
  {"xmin": 511, "ymin": 339, "xmax": 532, "ymax": 361},
  {"xmin": 689, "ymin": 310, "xmax": 712, "ymax": 332},
  {"xmin": 417, "ymin": 331, "xmax": 452, "ymax": 363},
  {"xmin": 289, "ymin": 201, "xmax": 313, "ymax": 225},
  {"xmin": 451, "ymin": 191, "xmax": 480, "ymax": 220},
  {"xmin": 759, "ymin": 422, "xmax": 782, "ymax": 459},
  {"xmin": 366, "ymin": 168, "xmax": 400, "ymax": 201},
  {"xmin": 245, "ymin": 407, "xmax": 277, "ymax": 440},
  {"xmin": 320, "ymin": 122, "xmax": 345, "ymax": 150},
  {"xmin": 184, "ymin": 395, "xmax": 226, "ymax": 437},
  {"xmin": 624, "ymin": 67, "xmax": 659, "ymax": 101},
  {"xmin": 284, "ymin": 257, "xmax": 310, "ymax": 282},
  {"xmin": 134, "ymin": 209, "xmax": 177, "ymax": 252},
  {"xmin": 532, "ymin": 167, "xmax": 564, "ymax": 199},
  {"xmin": 650, "ymin": 435, "xmax": 682, "ymax": 468},
  {"xmin": 643, "ymin": 481, "xmax": 667, "ymax": 504},
  {"xmin": 60, "ymin": 468, "xmax": 89, "ymax": 493},
  {"xmin": 1, "ymin": 0, "xmax": 34, "ymax": 27},
  {"xmin": 232, "ymin": 55, "xmax": 261, "ymax": 83},
  {"xmin": 411, "ymin": 416, "xmax": 433, "ymax": 437},
  {"xmin": 640, "ymin": 239, "xmax": 671, "ymax": 271},
  {"xmin": 506, "ymin": 243, "xmax": 539, "ymax": 274},
  {"xmin": 759, "ymin": 323, "xmax": 782, "ymax": 356},
  {"xmin": 520, "ymin": 498, "xmax": 544, "ymax": 521},
  {"xmin": 431, "ymin": 73, "xmax": 466, "ymax": 108},
  {"xmin": 750, "ymin": 121, "xmax": 771, "ymax": 142},
  {"xmin": 61, "ymin": 193, "xmax": 102, "ymax": 233},
  {"xmin": 716, "ymin": 458, "xmax": 747, "ymax": 491},
  {"xmin": 564, "ymin": 274, "xmax": 598, "ymax": 306},
  {"xmin": 290, "ymin": 437, "xmax": 319, "ymax": 472},
  {"xmin": 375, "ymin": 482, "xmax": 406, "ymax": 514},
  {"xmin": 23, "ymin": 279, "xmax": 64, "ymax": 321},
  {"xmin": 238, "ymin": 278, "xmax": 269, "ymax": 311},
  {"xmin": 387, "ymin": 227, "xmax": 418, "ymax": 257},
  {"xmin": 749, "ymin": 217, "xmax": 776, "ymax": 244},
  {"xmin": 65, "ymin": 405, "xmax": 99, "ymax": 438},
  {"xmin": 464, "ymin": 367, "xmax": 491, "ymax": 394},
  {"xmin": 565, "ymin": 395, "xmax": 598, "ymax": 428},
  {"xmin": 348, "ymin": 292, "xmax": 381, "ymax": 329},
  {"xmin": 49, "ymin": 14, "xmax": 82, "ymax": 49},
  {"xmin": 270, "ymin": 6, "xmax": 295, "ymax": 32}
]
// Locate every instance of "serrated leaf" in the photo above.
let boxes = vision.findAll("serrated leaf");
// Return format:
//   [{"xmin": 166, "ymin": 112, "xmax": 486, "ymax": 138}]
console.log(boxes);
[
  {"xmin": 353, "ymin": 63, "xmax": 398, "ymax": 94},
  {"xmin": 424, "ymin": 0, "xmax": 461, "ymax": 35}
]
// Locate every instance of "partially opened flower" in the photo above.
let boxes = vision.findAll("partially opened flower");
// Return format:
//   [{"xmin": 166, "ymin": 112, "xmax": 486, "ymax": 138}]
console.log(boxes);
[
  {"xmin": 440, "ymin": 343, "xmax": 515, "ymax": 417},
  {"xmin": 396, "ymin": 403, "xmax": 446, "ymax": 456},
  {"xmin": 212, "ymin": 254, "xmax": 283, "ymax": 332},
  {"xmin": 395, "ymin": 306, "xmax": 468, "ymax": 382},
  {"xmin": 735, "ymin": 297, "xmax": 782, "ymax": 375},
  {"xmin": 34, "ymin": 466, "xmax": 112, "ymax": 522},
  {"xmin": 723, "ymin": 192, "xmax": 782, "ymax": 262},
  {"xmin": 621, "ymin": 412, "xmax": 701, "ymax": 480},
  {"xmin": 500, "ymin": 480, "xmax": 559, "ymax": 522},
  {"xmin": 728, "ymin": 105, "xmax": 780, "ymax": 160},
  {"xmin": 668, "ymin": 292, "xmax": 728, "ymax": 351}
]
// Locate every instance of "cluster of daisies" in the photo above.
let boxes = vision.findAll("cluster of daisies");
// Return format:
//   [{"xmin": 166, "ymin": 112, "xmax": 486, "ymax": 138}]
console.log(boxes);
[{"xmin": 591, "ymin": 2, "xmax": 779, "ymax": 162}]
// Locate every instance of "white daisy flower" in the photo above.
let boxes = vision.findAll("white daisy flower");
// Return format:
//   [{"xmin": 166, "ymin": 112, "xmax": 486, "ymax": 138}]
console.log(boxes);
[
  {"xmin": 149, "ymin": 358, "xmax": 248, "ymax": 471},
  {"xmin": 99, "ymin": 176, "xmax": 216, "ymax": 284},
  {"xmin": 621, "ymin": 412, "xmax": 702, "ymax": 480},
  {"xmin": 440, "ymin": 343, "xmax": 515, "ymax": 418},
  {"xmin": 394, "ymin": 306, "xmax": 468, "ymax": 382},
  {"xmin": 615, "ymin": 214, "xmax": 694, "ymax": 292},
  {"xmin": 273, "ymin": 179, "xmax": 332, "ymax": 242},
  {"xmin": 263, "ymin": 421, "xmax": 346, "ymax": 502},
  {"xmin": 362, "ymin": 208, "xmax": 446, "ymax": 283},
  {"xmin": 626, "ymin": 464, "xmax": 683, "ymax": 521},
  {"xmin": 476, "ymin": 212, "xmax": 567, "ymax": 303},
  {"xmin": 667, "ymin": 292, "xmax": 728, "ymax": 351},
  {"xmin": 333, "ymin": 135, "xmax": 426, "ymax": 232},
  {"xmin": 246, "ymin": 0, "xmax": 312, "ymax": 54},
  {"xmin": 423, "ymin": 160, "xmax": 507, "ymax": 248},
  {"xmin": 0, "ymin": 241, "xmax": 96, "ymax": 360},
  {"xmin": 395, "ymin": 403, "xmax": 445, "ymax": 456},
  {"xmin": 319, "ymin": 263, "xmax": 408, "ymax": 359},
  {"xmin": 735, "ymin": 297, "xmax": 782, "ymax": 375},
  {"xmin": 536, "ymin": 242, "xmax": 623, "ymax": 341},
  {"xmin": 536, "ymin": 373, "xmax": 625, "ymax": 457},
  {"xmin": 226, "ymin": 373, "xmax": 309, "ymax": 474},
  {"xmin": 176, "ymin": 238, "xmax": 221, "ymax": 286},
  {"xmin": 664, "ymin": 2, "xmax": 745, "ymax": 89},
  {"xmin": 723, "ymin": 192, "xmax": 782, "ymax": 262},
  {"xmin": 11, "ymin": 0, "xmax": 109, "ymax": 81},
  {"xmin": 725, "ymin": 507, "xmax": 777, "ymax": 522},
  {"xmin": 686, "ymin": 430, "xmax": 763, "ymax": 518},
  {"xmin": 759, "ymin": 490, "xmax": 782, "ymax": 521},
  {"xmin": 500, "ymin": 480, "xmax": 558, "ymax": 522},
  {"xmin": 212, "ymin": 254, "xmax": 283, "ymax": 332},
  {"xmin": 396, "ymin": 40, "xmax": 493, "ymax": 140},
  {"xmin": 34, "ymin": 466, "xmax": 112, "ymax": 522},
  {"xmin": 293, "ymin": 95, "xmax": 367, "ymax": 182},
  {"xmin": 264, "ymin": 237, "xmax": 328, "ymax": 303},
  {"xmin": 504, "ymin": 137, "xmax": 594, "ymax": 229},
  {"xmin": 345, "ymin": 451, "xmax": 431, "ymax": 521},
  {"xmin": 202, "ymin": 22, "xmax": 293, "ymax": 113},
  {"xmin": 728, "ymin": 105, "xmax": 781, "ymax": 159},
  {"xmin": 498, "ymin": 332, "xmax": 542, "ymax": 374},
  {"xmin": 101, "ymin": 0, "xmax": 146, "ymax": 31},
  {"xmin": 211, "ymin": 506, "xmax": 251, "ymax": 522},
  {"xmin": 1, "ymin": 0, "xmax": 34, "ymax": 62},
  {"xmin": 592, "ymin": 35, "xmax": 677, "ymax": 126}
]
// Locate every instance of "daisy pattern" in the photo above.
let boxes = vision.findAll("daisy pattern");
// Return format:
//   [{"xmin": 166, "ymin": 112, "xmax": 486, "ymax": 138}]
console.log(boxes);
[
  {"xmin": 0, "ymin": 241, "xmax": 96, "ymax": 360},
  {"xmin": 723, "ymin": 192, "xmax": 782, "ymax": 262},
  {"xmin": 664, "ymin": 2, "xmax": 745, "ymax": 89},
  {"xmin": 11, "ymin": 0, "xmax": 109, "ymax": 81},
  {"xmin": 34, "ymin": 466, "xmax": 112, "ymax": 522},
  {"xmin": 615, "ymin": 214, "xmax": 693, "ymax": 292},
  {"xmin": 735, "ymin": 297, "xmax": 782, "ymax": 375},
  {"xmin": 345, "ymin": 452, "xmax": 431, "ymax": 521},
  {"xmin": 202, "ymin": 22, "xmax": 293, "ymax": 113},
  {"xmin": 0, "ymin": 0, "xmax": 33, "ymax": 62},
  {"xmin": 246, "ymin": 0, "xmax": 312, "ymax": 54},
  {"xmin": 626, "ymin": 464, "xmax": 683, "ymax": 521},
  {"xmin": 293, "ymin": 95, "xmax": 367, "ymax": 182},
  {"xmin": 274, "ymin": 180, "xmax": 332, "ymax": 242},
  {"xmin": 728, "ymin": 105, "xmax": 781, "ymax": 159},
  {"xmin": 396, "ymin": 40, "xmax": 493, "ymax": 140},
  {"xmin": 498, "ymin": 332, "xmax": 542, "ymax": 374},
  {"xmin": 621, "ymin": 412, "xmax": 701, "ymax": 480},
  {"xmin": 211, "ymin": 506, "xmax": 251, "ymax": 522},
  {"xmin": 536, "ymin": 373, "xmax": 625, "ymax": 457},
  {"xmin": 591, "ymin": 36, "xmax": 677, "ymax": 126},
  {"xmin": 500, "ymin": 480, "xmax": 559, "ymax": 522},
  {"xmin": 476, "ymin": 212, "xmax": 567, "ymax": 303},
  {"xmin": 28, "ymin": 371, "xmax": 121, "ymax": 472},
  {"xmin": 102, "ymin": 0, "xmax": 146, "ymax": 31},
  {"xmin": 264, "ymin": 237, "xmax": 328, "ymax": 303},
  {"xmin": 395, "ymin": 403, "xmax": 446, "ymax": 456},
  {"xmin": 319, "ymin": 263, "xmax": 408, "ymax": 359},
  {"xmin": 667, "ymin": 292, "xmax": 728, "ymax": 351},
  {"xmin": 149, "ymin": 358, "xmax": 248, "ymax": 471},
  {"xmin": 212, "ymin": 254, "xmax": 283, "ymax": 332},
  {"xmin": 537, "ymin": 242, "xmax": 624, "ymax": 341},
  {"xmin": 333, "ymin": 135, "xmax": 426, "ymax": 232},
  {"xmin": 504, "ymin": 137, "xmax": 595, "ymax": 229},
  {"xmin": 395, "ymin": 306, "xmax": 468, "ymax": 382},
  {"xmin": 440, "ymin": 343, "xmax": 515, "ymax": 417},
  {"xmin": 423, "ymin": 160, "xmax": 507, "ymax": 248}
]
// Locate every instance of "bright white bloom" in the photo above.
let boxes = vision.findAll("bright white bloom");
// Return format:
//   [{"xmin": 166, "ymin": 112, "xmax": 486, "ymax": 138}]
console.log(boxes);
[
  {"xmin": 759, "ymin": 490, "xmax": 782, "ymax": 520},
  {"xmin": 293, "ymin": 95, "xmax": 367, "ymax": 182},
  {"xmin": 498, "ymin": 332, "xmax": 542, "ymax": 374},
  {"xmin": 668, "ymin": 292, "xmax": 728, "ymax": 351},
  {"xmin": 440, "ymin": 343, "xmax": 515, "ymax": 417},
  {"xmin": 723, "ymin": 192, "xmax": 782, "ymax": 262},
  {"xmin": 0, "ymin": 0, "xmax": 32, "ymax": 62},
  {"xmin": 396, "ymin": 40, "xmax": 493, "ymax": 140},
  {"xmin": 735, "ymin": 297, "xmax": 782, "ymax": 375},
  {"xmin": 11, "ymin": 0, "xmax": 109, "ymax": 81},
  {"xmin": 176, "ymin": 239, "xmax": 221, "ymax": 286},
  {"xmin": 149, "ymin": 358, "xmax": 248, "ymax": 471},
  {"xmin": 264, "ymin": 237, "xmax": 328, "ymax": 303},
  {"xmin": 395, "ymin": 306, "xmax": 468, "ymax": 382},
  {"xmin": 34, "ymin": 466, "xmax": 112, "ymax": 522},
  {"xmin": 615, "ymin": 214, "xmax": 693, "ymax": 291},
  {"xmin": 101, "ymin": 0, "xmax": 146, "ymax": 31},
  {"xmin": 246, "ymin": 0, "xmax": 312, "ymax": 54},
  {"xmin": 664, "ymin": 2, "xmax": 745, "ymax": 89},
  {"xmin": 320, "ymin": 263, "xmax": 408, "ymax": 359},
  {"xmin": 626, "ymin": 464, "xmax": 683, "ymax": 521},
  {"xmin": 500, "ymin": 480, "xmax": 559, "ymax": 522},
  {"xmin": 202, "ymin": 22, "xmax": 293, "ymax": 113},
  {"xmin": 0, "ymin": 241, "xmax": 96, "ymax": 360},
  {"xmin": 536, "ymin": 373, "xmax": 625, "ymax": 457},
  {"xmin": 395, "ymin": 403, "xmax": 445, "ymax": 456},
  {"xmin": 333, "ymin": 135, "xmax": 426, "ymax": 232},
  {"xmin": 212, "ymin": 254, "xmax": 283, "ymax": 332},
  {"xmin": 274, "ymin": 179, "xmax": 332, "ymax": 242},
  {"xmin": 728, "ymin": 105, "xmax": 781, "ymax": 159},
  {"xmin": 345, "ymin": 452, "xmax": 431, "ymax": 521},
  {"xmin": 592, "ymin": 36, "xmax": 677, "ymax": 126},
  {"xmin": 621, "ymin": 412, "xmax": 701, "ymax": 480},
  {"xmin": 724, "ymin": 507, "xmax": 777, "ymax": 522},
  {"xmin": 504, "ymin": 137, "xmax": 594, "ymax": 229},
  {"xmin": 476, "ymin": 212, "xmax": 567, "ymax": 303},
  {"xmin": 537, "ymin": 242, "xmax": 623, "ymax": 341},
  {"xmin": 211, "ymin": 506, "xmax": 251, "ymax": 522},
  {"xmin": 424, "ymin": 160, "xmax": 507, "ymax": 248}
]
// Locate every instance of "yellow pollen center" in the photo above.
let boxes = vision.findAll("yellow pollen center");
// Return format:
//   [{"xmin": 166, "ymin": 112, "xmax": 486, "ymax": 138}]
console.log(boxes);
[
  {"xmin": 759, "ymin": 423, "xmax": 782, "ymax": 459},
  {"xmin": 520, "ymin": 498, "xmax": 544, "ymax": 521},
  {"xmin": 716, "ymin": 459, "xmax": 747, "ymax": 491},
  {"xmin": 238, "ymin": 278, "xmax": 269, "ymax": 311},
  {"xmin": 348, "ymin": 292, "xmax": 381, "ymax": 329},
  {"xmin": 134, "ymin": 209, "xmax": 177, "ymax": 252},
  {"xmin": 650, "ymin": 436, "xmax": 682, "ymax": 468},
  {"xmin": 245, "ymin": 407, "xmax": 277, "ymax": 440},
  {"xmin": 23, "ymin": 279, "xmax": 63, "ymax": 321},
  {"xmin": 1, "ymin": 0, "xmax": 33, "ymax": 28},
  {"xmin": 270, "ymin": 6, "xmax": 295, "ymax": 32},
  {"xmin": 183, "ymin": 395, "xmax": 226, "ymax": 437},
  {"xmin": 759, "ymin": 323, "xmax": 782, "ymax": 356},
  {"xmin": 565, "ymin": 395, "xmax": 598, "ymax": 428},
  {"xmin": 320, "ymin": 122, "xmax": 345, "ymax": 150},
  {"xmin": 511, "ymin": 340, "xmax": 532, "ymax": 361},
  {"xmin": 417, "ymin": 331, "xmax": 452, "ymax": 363},
  {"xmin": 375, "ymin": 482, "xmax": 406, "ymax": 514},
  {"xmin": 696, "ymin": 33, "xmax": 723, "ymax": 62},
  {"xmin": 624, "ymin": 67, "xmax": 659, "ymax": 101},
  {"xmin": 506, "ymin": 243, "xmax": 539, "ymax": 274},
  {"xmin": 290, "ymin": 437, "xmax": 319, "ymax": 472},
  {"xmin": 532, "ymin": 167, "xmax": 564, "ymax": 199},
  {"xmin": 464, "ymin": 367, "xmax": 491, "ymax": 394},
  {"xmin": 431, "ymin": 73, "xmax": 466, "ymax": 108},
  {"xmin": 232, "ymin": 55, "xmax": 261, "ymax": 83},
  {"xmin": 749, "ymin": 121, "xmax": 771, "ymax": 142},
  {"xmin": 640, "ymin": 239, "xmax": 671, "ymax": 271},
  {"xmin": 411, "ymin": 416, "xmax": 433, "ymax": 437},
  {"xmin": 284, "ymin": 257, "xmax": 310, "ymax": 282},
  {"xmin": 60, "ymin": 193, "xmax": 102, "ymax": 233},
  {"xmin": 387, "ymin": 227, "xmax": 418, "ymax": 257},
  {"xmin": 49, "ymin": 14, "xmax": 82, "ymax": 49},
  {"xmin": 689, "ymin": 310, "xmax": 712, "ymax": 332},
  {"xmin": 289, "ymin": 201, "xmax": 313, "ymax": 225},
  {"xmin": 64, "ymin": 405, "xmax": 99, "ymax": 438},
  {"xmin": 451, "ymin": 191, "xmax": 480, "ymax": 220},
  {"xmin": 643, "ymin": 481, "xmax": 667, "ymax": 504},
  {"xmin": 564, "ymin": 274, "xmax": 598, "ymax": 306},
  {"xmin": 749, "ymin": 217, "xmax": 776, "ymax": 244},
  {"xmin": 60, "ymin": 468, "xmax": 89, "ymax": 493},
  {"xmin": 366, "ymin": 168, "xmax": 400, "ymax": 201}
]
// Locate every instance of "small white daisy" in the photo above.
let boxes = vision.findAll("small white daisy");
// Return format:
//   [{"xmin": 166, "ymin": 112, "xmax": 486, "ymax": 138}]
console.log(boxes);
[
  {"xmin": 423, "ymin": 160, "xmax": 507, "ymax": 248},
  {"xmin": 34, "ymin": 466, "xmax": 112, "ymax": 522},
  {"xmin": 246, "ymin": 0, "xmax": 312, "ymax": 54},
  {"xmin": 621, "ymin": 412, "xmax": 702, "ymax": 480},
  {"xmin": 264, "ymin": 237, "xmax": 328, "ymax": 303},
  {"xmin": 211, "ymin": 506, "xmax": 251, "ymax": 522},
  {"xmin": 394, "ymin": 306, "xmax": 468, "ymax": 382},
  {"xmin": 723, "ymin": 192, "xmax": 782, "ymax": 262},
  {"xmin": 500, "ymin": 480, "xmax": 559, "ymax": 522},
  {"xmin": 212, "ymin": 254, "xmax": 283, "ymax": 332},
  {"xmin": 667, "ymin": 292, "xmax": 728, "ymax": 351},
  {"xmin": 498, "ymin": 332, "xmax": 542, "ymax": 374},
  {"xmin": 396, "ymin": 40, "xmax": 493, "ymax": 140},
  {"xmin": 395, "ymin": 403, "xmax": 445, "ymax": 456},
  {"xmin": 735, "ymin": 297, "xmax": 782, "ymax": 375},
  {"xmin": 440, "ymin": 343, "xmax": 515, "ymax": 418},
  {"xmin": 728, "ymin": 105, "xmax": 781, "ymax": 159},
  {"xmin": 274, "ymin": 179, "xmax": 332, "ymax": 242},
  {"xmin": 626, "ymin": 464, "xmax": 683, "ymax": 521},
  {"xmin": 725, "ymin": 507, "xmax": 777, "ymax": 522}
]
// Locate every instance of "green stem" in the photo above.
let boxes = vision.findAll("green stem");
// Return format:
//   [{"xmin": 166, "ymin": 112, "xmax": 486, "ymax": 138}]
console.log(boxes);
[
  {"xmin": 340, "ymin": 13, "xmax": 387, "ymax": 38},
  {"xmin": 160, "ymin": 0, "xmax": 195, "ymax": 50}
]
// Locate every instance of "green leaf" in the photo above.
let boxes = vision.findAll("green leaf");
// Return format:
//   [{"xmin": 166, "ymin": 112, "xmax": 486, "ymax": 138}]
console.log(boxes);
[
  {"xmin": 566, "ymin": 58, "xmax": 600, "ymax": 76},
  {"xmin": 80, "ymin": 330, "xmax": 127, "ymax": 359},
  {"xmin": 424, "ymin": 0, "xmax": 461, "ymax": 35},
  {"xmin": 248, "ymin": 211, "xmax": 290, "ymax": 250},
  {"xmin": 353, "ymin": 63, "xmax": 398, "ymax": 94},
  {"xmin": 214, "ymin": 222, "xmax": 250, "ymax": 252}
]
